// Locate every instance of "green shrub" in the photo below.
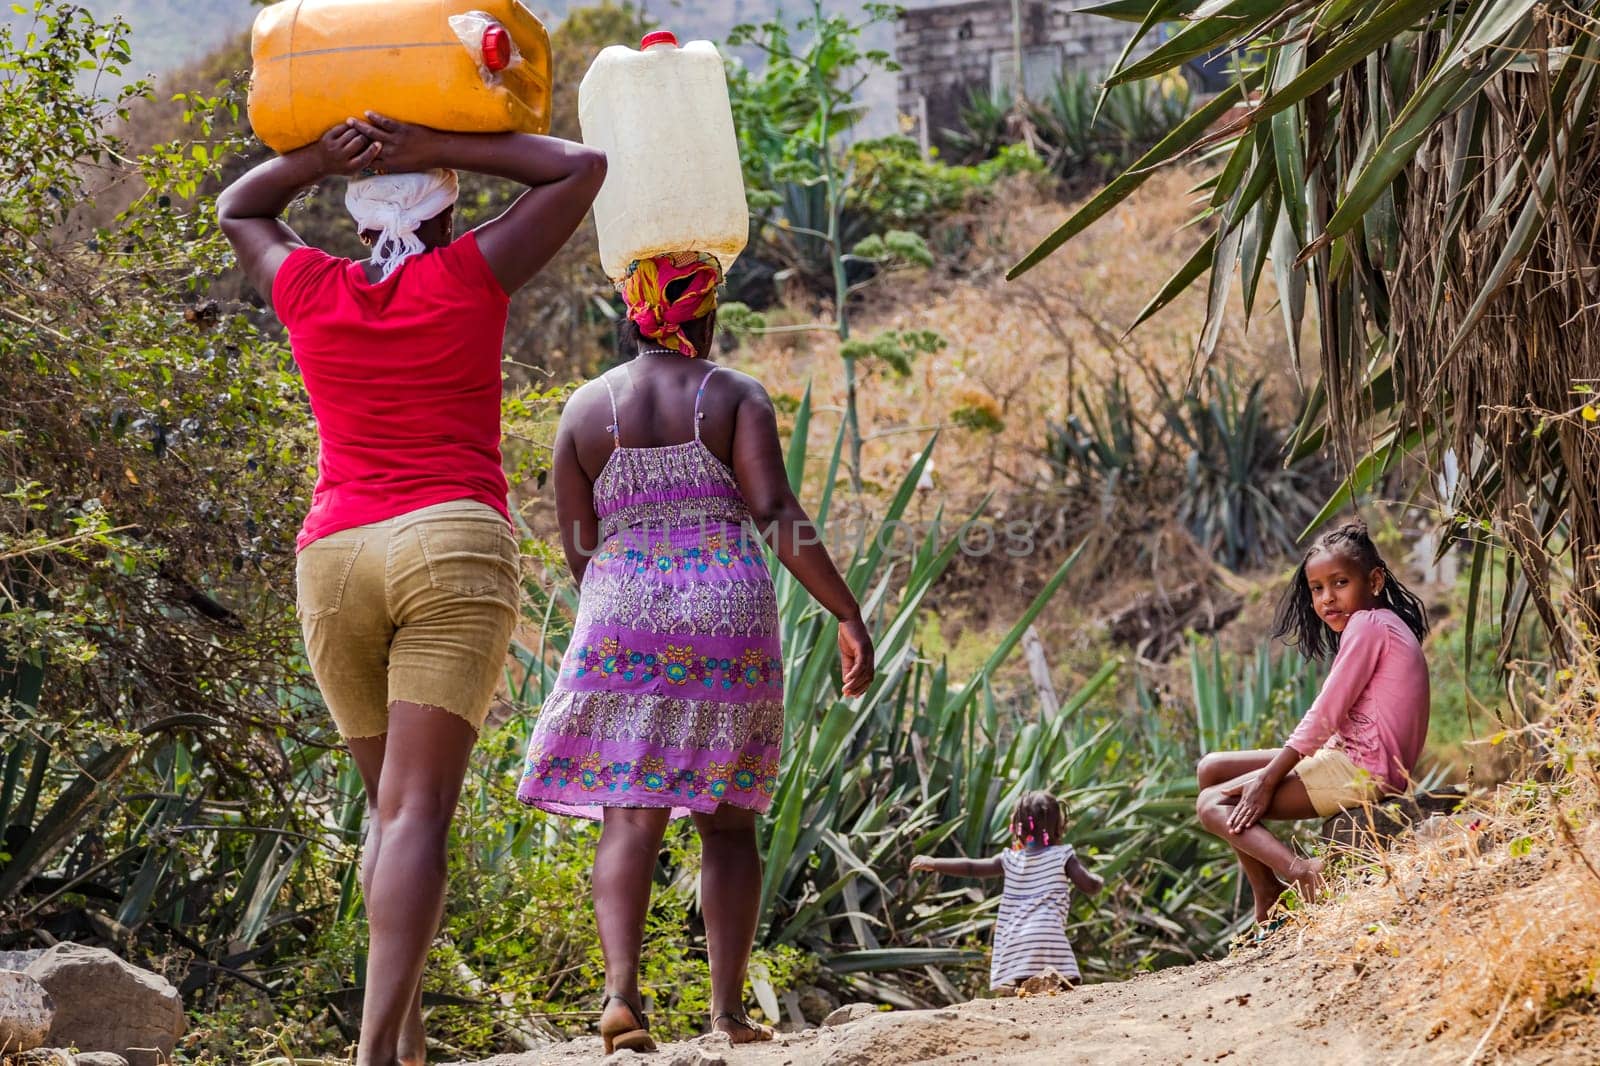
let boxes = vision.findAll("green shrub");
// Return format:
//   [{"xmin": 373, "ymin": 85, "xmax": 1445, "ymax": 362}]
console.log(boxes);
[{"xmin": 845, "ymin": 135, "xmax": 1043, "ymax": 236}]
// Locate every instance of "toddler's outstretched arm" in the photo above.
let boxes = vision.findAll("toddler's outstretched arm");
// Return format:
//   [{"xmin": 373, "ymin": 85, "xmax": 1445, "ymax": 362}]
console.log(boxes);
[
  {"xmin": 909, "ymin": 855, "xmax": 1004, "ymax": 879},
  {"xmin": 1065, "ymin": 855, "xmax": 1104, "ymax": 896}
]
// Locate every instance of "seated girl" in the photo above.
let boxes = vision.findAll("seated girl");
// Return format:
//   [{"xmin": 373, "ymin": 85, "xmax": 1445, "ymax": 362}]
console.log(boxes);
[{"xmin": 1194, "ymin": 521, "xmax": 1430, "ymax": 931}]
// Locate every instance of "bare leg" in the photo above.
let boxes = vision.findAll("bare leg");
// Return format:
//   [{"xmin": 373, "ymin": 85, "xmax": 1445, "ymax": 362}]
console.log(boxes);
[
  {"xmin": 594, "ymin": 807, "xmax": 671, "ymax": 1039},
  {"xmin": 1197, "ymin": 752, "xmax": 1290, "ymax": 922},
  {"xmin": 1196, "ymin": 770, "xmax": 1326, "ymax": 903},
  {"xmin": 355, "ymin": 703, "xmax": 477, "ymax": 1066},
  {"xmin": 691, "ymin": 804, "xmax": 771, "ymax": 1043},
  {"xmin": 347, "ymin": 735, "xmax": 429, "ymax": 1066}
]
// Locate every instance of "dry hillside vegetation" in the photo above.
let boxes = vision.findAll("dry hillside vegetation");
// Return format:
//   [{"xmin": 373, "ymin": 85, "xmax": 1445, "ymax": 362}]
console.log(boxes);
[{"xmin": 739, "ymin": 168, "xmax": 1295, "ymax": 516}]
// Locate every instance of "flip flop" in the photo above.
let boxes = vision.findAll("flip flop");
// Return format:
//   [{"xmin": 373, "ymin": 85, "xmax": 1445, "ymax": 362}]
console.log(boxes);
[
  {"xmin": 1252, "ymin": 916, "xmax": 1287, "ymax": 943},
  {"xmin": 600, "ymin": 993, "xmax": 655, "ymax": 1055},
  {"xmin": 714, "ymin": 1011, "xmax": 775, "ymax": 1043}
]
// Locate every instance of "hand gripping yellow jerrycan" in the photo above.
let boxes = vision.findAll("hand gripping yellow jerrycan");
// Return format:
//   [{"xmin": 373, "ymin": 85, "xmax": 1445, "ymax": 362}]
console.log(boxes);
[
  {"xmin": 579, "ymin": 31, "xmax": 748, "ymax": 282},
  {"xmin": 248, "ymin": 0, "xmax": 552, "ymax": 154}
]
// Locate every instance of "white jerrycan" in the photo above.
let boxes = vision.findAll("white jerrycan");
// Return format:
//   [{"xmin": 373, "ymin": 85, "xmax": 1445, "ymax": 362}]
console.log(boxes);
[{"xmin": 579, "ymin": 30, "xmax": 749, "ymax": 282}]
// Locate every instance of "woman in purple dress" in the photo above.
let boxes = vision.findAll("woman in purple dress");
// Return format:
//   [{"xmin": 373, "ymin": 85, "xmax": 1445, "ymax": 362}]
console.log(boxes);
[{"xmin": 518, "ymin": 252, "xmax": 873, "ymax": 1053}]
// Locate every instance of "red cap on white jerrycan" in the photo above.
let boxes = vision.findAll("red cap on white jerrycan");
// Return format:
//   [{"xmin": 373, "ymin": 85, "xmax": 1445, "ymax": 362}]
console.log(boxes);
[{"xmin": 640, "ymin": 30, "xmax": 679, "ymax": 50}]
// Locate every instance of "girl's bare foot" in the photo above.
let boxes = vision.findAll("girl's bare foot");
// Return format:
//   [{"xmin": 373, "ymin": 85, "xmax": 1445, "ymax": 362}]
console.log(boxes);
[
  {"xmin": 713, "ymin": 1011, "xmax": 774, "ymax": 1044},
  {"xmin": 1285, "ymin": 857, "xmax": 1325, "ymax": 903},
  {"xmin": 1252, "ymin": 875, "xmax": 1288, "ymax": 924}
]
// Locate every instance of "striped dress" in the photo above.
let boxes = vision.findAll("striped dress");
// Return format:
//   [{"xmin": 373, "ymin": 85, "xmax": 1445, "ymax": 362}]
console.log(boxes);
[{"xmin": 991, "ymin": 844, "xmax": 1081, "ymax": 988}]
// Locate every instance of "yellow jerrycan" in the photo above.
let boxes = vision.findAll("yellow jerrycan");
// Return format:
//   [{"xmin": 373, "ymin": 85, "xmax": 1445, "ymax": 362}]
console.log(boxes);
[{"xmin": 248, "ymin": 0, "xmax": 552, "ymax": 154}]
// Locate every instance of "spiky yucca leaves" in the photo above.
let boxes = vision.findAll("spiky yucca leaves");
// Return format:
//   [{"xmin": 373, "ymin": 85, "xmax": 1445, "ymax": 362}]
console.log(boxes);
[{"xmin": 1012, "ymin": 2, "xmax": 1600, "ymax": 658}]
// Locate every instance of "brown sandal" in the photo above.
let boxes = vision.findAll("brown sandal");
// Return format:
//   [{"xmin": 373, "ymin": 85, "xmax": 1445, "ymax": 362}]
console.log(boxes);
[
  {"xmin": 600, "ymin": 993, "xmax": 656, "ymax": 1055},
  {"xmin": 714, "ymin": 1011, "xmax": 774, "ymax": 1043}
]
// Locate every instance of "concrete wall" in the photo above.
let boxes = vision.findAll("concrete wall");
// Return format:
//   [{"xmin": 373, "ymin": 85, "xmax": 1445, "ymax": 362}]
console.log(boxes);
[{"xmin": 895, "ymin": 1, "xmax": 1157, "ymax": 150}]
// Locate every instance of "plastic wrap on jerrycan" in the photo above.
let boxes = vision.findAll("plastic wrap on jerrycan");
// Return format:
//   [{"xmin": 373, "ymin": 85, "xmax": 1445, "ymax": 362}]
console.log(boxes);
[{"xmin": 248, "ymin": 0, "xmax": 552, "ymax": 154}]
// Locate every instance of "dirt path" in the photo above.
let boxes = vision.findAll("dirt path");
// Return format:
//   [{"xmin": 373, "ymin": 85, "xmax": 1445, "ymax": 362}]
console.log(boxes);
[{"xmin": 446, "ymin": 940, "xmax": 1475, "ymax": 1066}]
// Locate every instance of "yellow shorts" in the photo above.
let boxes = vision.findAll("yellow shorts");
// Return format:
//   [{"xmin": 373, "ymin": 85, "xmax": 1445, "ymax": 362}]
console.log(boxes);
[
  {"xmin": 295, "ymin": 500, "xmax": 520, "ymax": 738},
  {"xmin": 1294, "ymin": 747, "xmax": 1383, "ymax": 817}
]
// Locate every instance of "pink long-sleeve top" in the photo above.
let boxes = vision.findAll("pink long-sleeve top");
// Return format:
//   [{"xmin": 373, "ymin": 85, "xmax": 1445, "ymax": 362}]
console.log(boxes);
[{"xmin": 1285, "ymin": 607, "xmax": 1430, "ymax": 794}]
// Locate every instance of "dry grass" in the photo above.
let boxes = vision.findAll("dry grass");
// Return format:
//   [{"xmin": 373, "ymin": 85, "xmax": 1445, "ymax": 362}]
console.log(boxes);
[
  {"xmin": 1288, "ymin": 642, "xmax": 1600, "ymax": 1061},
  {"xmin": 733, "ymin": 167, "xmax": 1296, "ymax": 518}
]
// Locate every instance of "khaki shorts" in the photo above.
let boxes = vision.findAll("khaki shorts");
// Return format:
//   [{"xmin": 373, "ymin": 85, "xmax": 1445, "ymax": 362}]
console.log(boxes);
[
  {"xmin": 295, "ymin": 500, "xmax": 520, "ymax": 738},
  {"xmin": 1295, "ymin": 747, "xmax": 1383, "ymax": 817}
]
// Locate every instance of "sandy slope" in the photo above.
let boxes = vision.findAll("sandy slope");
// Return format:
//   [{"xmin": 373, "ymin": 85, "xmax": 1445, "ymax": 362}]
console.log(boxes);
[{"xmin": 446, "ymin": 939, "xmax": 1485, "ymax": 1066}]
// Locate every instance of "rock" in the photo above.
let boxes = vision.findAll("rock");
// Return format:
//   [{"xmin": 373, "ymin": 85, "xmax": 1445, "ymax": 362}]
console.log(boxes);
[
  {"xmin": 822, "ymin": 1002, "xmax": 879, "ymax": 1027},
  {"xmin": 0, "ymin": 970, "xmax": 54, "ymax": 1052},
  {"xmin": 73, "ymin": 1055, "xmax": 132, "ymax": 1066},
  {"xmin": 0, "ymin": 951, "xmax": 46, "ymax": 972},
  {"xmin": 798, "ymin": 985, "xmax": 840, "ymax": 1025},
  {"xmin": 6, "ymin": 1050, "xmax": 75, "ymax": 1065},
  {"xmin": 1017, "ymin": 968, "xmax": 1075, "ymax": 997},
  {"xmin": 24, "ymin": 944, "xmax": 185, "ymax": 1066}
]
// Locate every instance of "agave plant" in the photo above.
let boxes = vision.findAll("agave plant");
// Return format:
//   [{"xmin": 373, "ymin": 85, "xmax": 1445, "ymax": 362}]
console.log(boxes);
[
  {"xmin": 1028, "ymin": 70, "xmax": 1192, "ymax": 179},
  {"xmin": 1188, "ymin": 637, "xmax": 1326, "ymax": 757},
  {"xmin": 1044, "ymin": 374, "xmax": 1160, "ymax": 519},
  {"xmin": 1012, "ymin": 1, "xmax": 1600, "ymax": 657},
  {"xmin": 941, "ymin": 83, "xmax": 1018, "ymax": 163},
  {"xmin": 1162, "ymin": 369, "xmax": 1328, "ymax": 572}
]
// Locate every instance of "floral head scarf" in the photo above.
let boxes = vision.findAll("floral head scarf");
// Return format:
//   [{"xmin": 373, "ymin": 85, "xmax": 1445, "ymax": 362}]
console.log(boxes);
[{"xmin": 619, "ymin": 251, "xmax": 721, "ymax": 357}]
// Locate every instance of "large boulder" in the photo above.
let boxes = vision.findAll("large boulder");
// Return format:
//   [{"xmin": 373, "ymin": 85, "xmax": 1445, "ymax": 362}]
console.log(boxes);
[
  {"xmin": 0, "ymin": 969, "xmax": 54, "ymax": 1051},
  {"xmin": 23, "ymin": 944, "xmax": 184, "ymax": 1066}
]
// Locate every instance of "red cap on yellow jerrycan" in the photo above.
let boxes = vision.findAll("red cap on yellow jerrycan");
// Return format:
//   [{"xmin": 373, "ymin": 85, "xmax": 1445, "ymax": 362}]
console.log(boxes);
[
  {"xmin": 482, "ymin": 25, "xmax": 513, "ymax": 73},
  {"xmin": 247, "ymin": 0, "xmax": 553, "ymax": 154},
  {"xmin": 639, "ymin": 30, "xmax": 679, "ymax": 50}
]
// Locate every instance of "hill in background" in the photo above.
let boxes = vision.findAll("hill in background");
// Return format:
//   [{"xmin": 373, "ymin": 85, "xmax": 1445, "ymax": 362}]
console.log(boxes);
[{"xmin": 1, "ymin": 0, "xmax": 256, "ymax": 86}]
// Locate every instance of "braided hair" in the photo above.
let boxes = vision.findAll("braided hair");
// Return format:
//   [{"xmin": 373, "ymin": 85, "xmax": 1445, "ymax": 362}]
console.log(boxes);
[
  {"xmin": 1271, "ymin": 520, "xmax": 1429, "ymax": 661},
  {"xmin": 1009, "ymin": 790, "xmax": 1065, "ymax": 849}
]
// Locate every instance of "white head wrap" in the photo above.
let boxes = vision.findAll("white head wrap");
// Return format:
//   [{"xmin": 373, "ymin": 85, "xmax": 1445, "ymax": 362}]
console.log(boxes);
[{"xmin": 344, "ymin": 169, "xmax": 460, "ymax": 280}]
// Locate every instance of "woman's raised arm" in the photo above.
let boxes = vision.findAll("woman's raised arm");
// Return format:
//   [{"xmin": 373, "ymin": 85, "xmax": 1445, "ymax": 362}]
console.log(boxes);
[
  {"xmin": 349, "ymin": 113, "xmax": 605, "ymax": 294},
  {"xmin": 216, "ymin": 122, "xmax": 381, "ymax": 305}
]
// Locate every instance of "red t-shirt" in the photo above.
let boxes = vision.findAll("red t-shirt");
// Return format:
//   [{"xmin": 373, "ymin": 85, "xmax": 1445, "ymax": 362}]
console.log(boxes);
[{"xmin": 272, "ymin": 232, "xmax": 511, "ymax": 551}]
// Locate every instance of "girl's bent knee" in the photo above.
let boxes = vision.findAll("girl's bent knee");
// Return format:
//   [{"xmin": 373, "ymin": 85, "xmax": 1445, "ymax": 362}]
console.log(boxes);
[{"xmin": 1195, "ymin": 790, "xmax": 1228, "ymax": 832}]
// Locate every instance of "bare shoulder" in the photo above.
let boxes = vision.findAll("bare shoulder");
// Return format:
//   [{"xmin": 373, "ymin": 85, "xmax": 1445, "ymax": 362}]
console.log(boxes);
[
  {"xmin": 709, "ymin": 365, "xmax": 773, "ymax": 408},
  {"xmin": 561, "ymin": 377, "xmax": 613, "ymax": 429}
]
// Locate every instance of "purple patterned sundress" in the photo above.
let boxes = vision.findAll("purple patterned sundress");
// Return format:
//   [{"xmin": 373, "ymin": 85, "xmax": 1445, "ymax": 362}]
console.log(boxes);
[{"xmin": 517, "ymin": 364, "xmax": 783, "ymax": 818}]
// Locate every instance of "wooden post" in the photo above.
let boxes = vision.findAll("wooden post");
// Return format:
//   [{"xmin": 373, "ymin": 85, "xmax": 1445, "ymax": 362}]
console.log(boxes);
[{"xmin": 1023, "ymin": 624, "xmax": 1060, "ymax": 719}]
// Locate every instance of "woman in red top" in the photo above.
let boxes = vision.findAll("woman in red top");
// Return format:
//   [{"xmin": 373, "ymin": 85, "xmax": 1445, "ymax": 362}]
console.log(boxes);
[{"xmin": 218, "ymin": 115, "xmax": 604, "ymax": 1066}]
